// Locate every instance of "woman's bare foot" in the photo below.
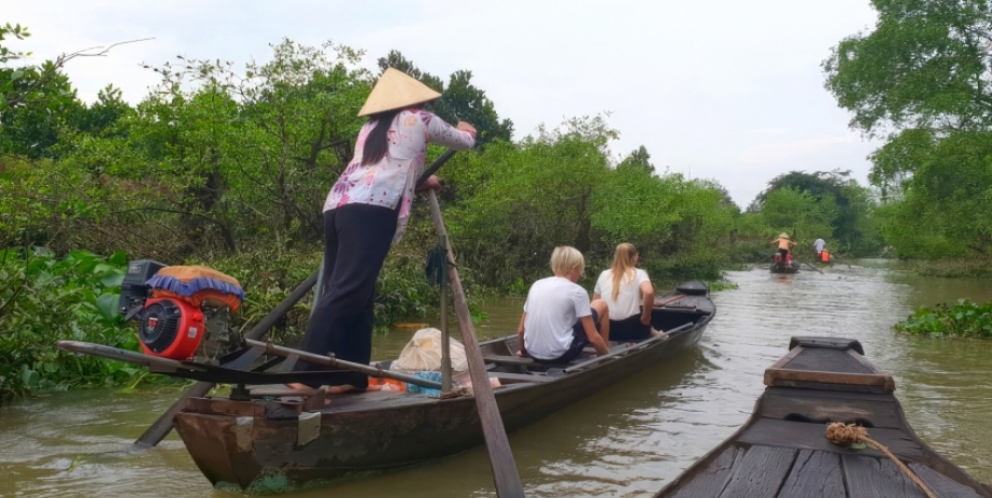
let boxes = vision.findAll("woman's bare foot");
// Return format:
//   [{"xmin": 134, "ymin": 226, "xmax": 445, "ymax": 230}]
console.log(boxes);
[{"xmin": 285, "ymin": 383, "xmax": 315, "ymax": 392}]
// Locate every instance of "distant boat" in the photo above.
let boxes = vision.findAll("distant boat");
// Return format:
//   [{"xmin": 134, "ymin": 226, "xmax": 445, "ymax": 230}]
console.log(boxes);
[
  {"xmin": 770, "ymin": 260, "xmax": 801, "ymax": 274},
  {"xmin": 655, "ymin": 336, "xmax": 992, "ymax": 498}
]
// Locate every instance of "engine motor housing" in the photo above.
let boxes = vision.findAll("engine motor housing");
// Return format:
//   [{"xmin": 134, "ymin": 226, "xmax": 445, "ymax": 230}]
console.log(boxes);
[{"xmin": 137, "ymin": 297, "xmax": 206, "ymax": 360}]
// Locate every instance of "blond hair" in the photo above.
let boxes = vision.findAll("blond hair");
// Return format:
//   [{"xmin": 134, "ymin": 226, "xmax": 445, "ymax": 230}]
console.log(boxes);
[
  {"xmin": 610, "ymin": 243, "xmax": 638, "ymax": 302},
  {"xmin": 550, "ymin": 246, "xmax": 585, "ymax": 276}
]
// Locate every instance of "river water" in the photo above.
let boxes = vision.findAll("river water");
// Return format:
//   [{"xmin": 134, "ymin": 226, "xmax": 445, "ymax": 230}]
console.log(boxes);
[{"xmin": 3, "ymin": 261, "xmax": 992, "ymax": 497}]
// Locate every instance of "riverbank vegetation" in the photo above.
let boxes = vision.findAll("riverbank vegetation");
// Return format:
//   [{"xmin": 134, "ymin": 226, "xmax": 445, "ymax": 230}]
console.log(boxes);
[
  {"xmin": 824, "ymin": 0, "xmax": 992, "ymax": 264},
  {"xmin": 5, "ymin": 3, "xmax": 992, "ymax": 398}
]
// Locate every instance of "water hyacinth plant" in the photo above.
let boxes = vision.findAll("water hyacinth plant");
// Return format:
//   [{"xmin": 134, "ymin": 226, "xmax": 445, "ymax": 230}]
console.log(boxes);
[{"xmin": 894, "ymin": 300, "xmax": 992, "ymax": 338}]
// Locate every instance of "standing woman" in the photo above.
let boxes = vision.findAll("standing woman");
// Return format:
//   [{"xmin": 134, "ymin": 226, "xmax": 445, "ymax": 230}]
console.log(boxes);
[
  {"xmin": 593, "ymin": 243, "xmax": 657, "ymax": 341},
  {"xmin": 294, "ymin": 68, "xmax": 476, "ymax": 390}
]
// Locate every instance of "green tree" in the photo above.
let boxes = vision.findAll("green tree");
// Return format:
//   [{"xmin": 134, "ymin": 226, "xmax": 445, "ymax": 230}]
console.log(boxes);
[
  {"xmin": 825, "ymin": 1, "xmax": 992, "ymax": 258},
  {"xmin": 761, "ymin": 187, "xmax": 838, "ymax": 252}
]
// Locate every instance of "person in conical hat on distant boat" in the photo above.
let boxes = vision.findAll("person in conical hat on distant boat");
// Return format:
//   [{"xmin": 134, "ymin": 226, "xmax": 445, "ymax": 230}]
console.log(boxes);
[
  {"xmin": 770, "ymin": 232, "xmax": 796, "ymax": 265},
  {"xmin": 291, "ymin": 68, "xmax": 477, "ymax": 393}
]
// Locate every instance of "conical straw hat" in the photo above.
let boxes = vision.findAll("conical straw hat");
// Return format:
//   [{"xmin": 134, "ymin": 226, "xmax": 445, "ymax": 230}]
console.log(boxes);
[
  {"xmin": 779, "ymin": 233, "xmax": 790, "ymax": 239},
  {"xmin": 358, "ymin": 68, "xmax": 442, "ymax": 117}
]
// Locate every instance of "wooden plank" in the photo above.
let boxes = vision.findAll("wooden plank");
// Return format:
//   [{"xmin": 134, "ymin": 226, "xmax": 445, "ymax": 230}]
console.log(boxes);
[
  {"xmin": 489, "ymin": 372, "xmax": 554, "ymax": 383},
  {"xmin": 757, "ymin": 390, "xmax": 904, "ymax": 429},
  {"xmin": 718, "ymin": 445, "xmax": 797, "ymax": 498},
  {"xmin": 764, "ymin": 347, "xmax": 805, "ymax": 385},
  {"xmin": 484, "ymin": 355, "xmax": 535, "ymax": 366},
  {"xmin": 668, "ymin": 447, "xmax": 740, "ymax": 498},
  {"xmin": 842, "ymin": 454, "xmax": 928, "ymax": 498},
  {"xmin": 784, "ymin": 348, "xmax": 875, "ymax": 375},
  {"xmin": 777, "ymin": 450, "xmax": 845, "ymax": 498},
  {"xmin": 909, "ymin": 463, "xmax": 988, "ymax": 498},
  {"xmin": 736, "ymin": 418, "xmax": 925, "ymax": 460},
  {"xmin": 764, "ymin": 368, "xmax": 895, "ymax": 392}
]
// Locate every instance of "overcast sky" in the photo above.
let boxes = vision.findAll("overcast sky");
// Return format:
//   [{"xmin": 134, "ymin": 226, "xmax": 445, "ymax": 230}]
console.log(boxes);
[{"xmin": 8, "ymin": 1, "xmax": 880, "ymax": 207}]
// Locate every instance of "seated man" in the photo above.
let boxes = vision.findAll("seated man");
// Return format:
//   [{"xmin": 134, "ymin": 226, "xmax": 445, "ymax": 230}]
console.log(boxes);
[
  {"xmin": 813, "ymin": 237, "xmax": 826, "ymax": 261},
  {"xmin": 517, "ymin": 246, "xmax": 610, "ymax": 364}
]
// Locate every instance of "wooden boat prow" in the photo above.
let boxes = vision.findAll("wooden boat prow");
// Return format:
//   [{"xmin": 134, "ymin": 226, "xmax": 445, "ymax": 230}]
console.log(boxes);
[{"xmin": 656, "ymin": 336, "xmax": 992, "ymax": 498}]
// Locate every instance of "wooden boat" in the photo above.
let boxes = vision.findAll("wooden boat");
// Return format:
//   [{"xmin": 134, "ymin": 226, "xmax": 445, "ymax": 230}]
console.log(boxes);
[
  {"xmin": 770, "ymin": 261, "xmax": 800, "ymax": 274},
  {"xmin": 655, "ymin": 336, "xmax": 992, "ymax": 498},
  {"xmin": 172, "ymin": 281, "xmax": 716, "ymax": 494}
]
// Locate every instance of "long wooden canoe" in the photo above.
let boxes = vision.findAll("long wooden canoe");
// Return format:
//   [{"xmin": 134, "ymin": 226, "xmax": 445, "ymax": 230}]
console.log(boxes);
[
  {"xmin": 173, "ymin": 281, "xmax": 716, "ymax": 494},
  {"xmin": 655, "ymin": 336, "xmax": 992, "ymax": 498}
]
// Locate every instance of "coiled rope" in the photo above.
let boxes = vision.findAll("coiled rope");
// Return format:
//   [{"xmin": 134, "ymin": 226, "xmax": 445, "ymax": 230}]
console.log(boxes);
[{"xmin": 825, "ymin": 422, "xmax": 937, "ymax": 498}]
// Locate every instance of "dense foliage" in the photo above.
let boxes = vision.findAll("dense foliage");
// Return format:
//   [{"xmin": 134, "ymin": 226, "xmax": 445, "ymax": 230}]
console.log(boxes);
[
  {"xmin": 894, "ymin": 300, "xmax": 992, "ymax": 338},
  {"xmin": 5, "ymin": 18, "xmax": 949, "ymax": 398},
  {"xmin": 824, "ymin": 0, "xmax": 992, "ymax": 261}
]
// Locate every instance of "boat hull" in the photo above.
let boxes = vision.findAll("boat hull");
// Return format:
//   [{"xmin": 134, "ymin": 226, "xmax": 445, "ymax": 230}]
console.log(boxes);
[{"xmin": 175, "ymin": 296, "xmax": 712, "ymax": 493}]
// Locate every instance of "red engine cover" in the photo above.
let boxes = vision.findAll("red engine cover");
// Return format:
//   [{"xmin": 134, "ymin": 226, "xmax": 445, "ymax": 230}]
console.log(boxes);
[{"xmin": 137, "ymin": 297, "xmax": 206, "ymax": 360}]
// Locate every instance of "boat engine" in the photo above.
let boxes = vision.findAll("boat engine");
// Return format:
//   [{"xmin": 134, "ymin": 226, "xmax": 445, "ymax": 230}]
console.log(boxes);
[{"xmin": 118, "ymin": 260, "xmax": 245, "ymax": 362}]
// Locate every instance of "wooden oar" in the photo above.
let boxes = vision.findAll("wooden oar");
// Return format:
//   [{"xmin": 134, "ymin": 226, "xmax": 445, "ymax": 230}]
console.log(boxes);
[
  {"xmin": 831, "ymin": 253, "xmax": 854, "ymax": 269},
  {"xmin": 132, "ymin": 269, "xmax": 320, "ymax": 449},
  {"xmin": 653, "ymin": 294, "xmax": 686, "ymax": 307},
  {"xmin": 427, "ymin": 189, "xmax": 524, "ymax": 498},
  {"xmin": 803, "ymin": 261, "xmax": 825, "ymax": 274}
]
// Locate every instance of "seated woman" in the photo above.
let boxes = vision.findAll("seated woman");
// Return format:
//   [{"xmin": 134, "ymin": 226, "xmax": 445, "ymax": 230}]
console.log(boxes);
[
  {"xmin": 517, "ymin": 246, "xmax": 610, "ymax": 364},
  {"xmin": 593, "ymin": 243, "xmax": 657, "ymax": 342}
]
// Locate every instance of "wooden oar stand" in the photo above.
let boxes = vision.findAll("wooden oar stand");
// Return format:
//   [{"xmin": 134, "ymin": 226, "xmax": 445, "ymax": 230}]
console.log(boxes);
[{"xmin": 764, "ymin": 336, "xmax": 895, "ymax": 394}]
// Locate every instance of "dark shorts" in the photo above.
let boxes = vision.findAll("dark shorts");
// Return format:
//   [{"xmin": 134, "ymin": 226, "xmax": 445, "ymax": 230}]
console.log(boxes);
[
  {"xmin": 610, "ymin": 313, "xmax": 651, "ymax": 342},
  {"xmin": 534, "ymin": 309, "xmax": 599, "ymax": 365}
]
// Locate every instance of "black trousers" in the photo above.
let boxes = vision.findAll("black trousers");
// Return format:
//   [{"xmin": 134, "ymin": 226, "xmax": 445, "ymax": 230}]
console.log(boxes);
[
  {"xmin": 610, "ymin": 313, "xmax": 651, "ymax": 342},
  {"xmin": 294, "ymin": 203, "xmax": 399, "ymax": 388}
]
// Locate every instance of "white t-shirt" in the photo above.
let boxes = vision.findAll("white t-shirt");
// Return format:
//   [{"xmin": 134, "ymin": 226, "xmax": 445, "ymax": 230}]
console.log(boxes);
[
  {"xmin": 523, "ymin": 276, "xmax": 591, "ymax": 360},
  {"xmin": 594, "ymin": 268, "xmax": 650, "ymax": 320},
  {"xmin": 813, "ymin": 238, "xmax": 826, "ymax": 252}
]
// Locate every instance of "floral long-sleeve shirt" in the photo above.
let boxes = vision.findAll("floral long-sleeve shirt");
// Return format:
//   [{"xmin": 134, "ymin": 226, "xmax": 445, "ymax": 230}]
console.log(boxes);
[{"xmin": 324, "ymin": 109, "xmax": 475, "ymax": 244}]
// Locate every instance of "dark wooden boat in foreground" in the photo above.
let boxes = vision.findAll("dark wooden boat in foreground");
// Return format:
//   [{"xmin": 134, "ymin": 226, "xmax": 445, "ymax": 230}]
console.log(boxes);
[
  {"xmin": 656, "ymin": 336, "xmax": 992, "ymax": 498},
  {"xmin": 173, "ymin": 281, "xmax": 715, "ymax": 494}
]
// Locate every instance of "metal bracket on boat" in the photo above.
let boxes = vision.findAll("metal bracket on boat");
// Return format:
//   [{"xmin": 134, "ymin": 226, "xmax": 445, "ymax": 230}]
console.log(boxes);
[{"xmin": 297, "ymin": 412, "xmax": 321, "ymax": 447}]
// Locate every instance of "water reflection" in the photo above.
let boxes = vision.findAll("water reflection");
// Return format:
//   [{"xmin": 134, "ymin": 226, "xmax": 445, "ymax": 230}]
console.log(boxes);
[{"xmin": 2, "ymin": 262, "xmax": 991, "ymax": 497}]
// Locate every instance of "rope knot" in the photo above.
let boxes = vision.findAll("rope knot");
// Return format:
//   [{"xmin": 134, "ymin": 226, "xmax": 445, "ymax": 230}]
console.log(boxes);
[
  {"xmin": 824, "ymin": 421, "xmax": 937, "ymax": 498},
  {"xmin": 825, "ymin": 422, "xmax": 868, "ymax": 446}
]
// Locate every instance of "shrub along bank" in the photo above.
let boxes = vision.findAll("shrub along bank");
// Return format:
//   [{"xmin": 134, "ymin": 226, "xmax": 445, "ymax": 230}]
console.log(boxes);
[{"xmin": 894, "ymin": 300, "xmax": 992, "ymax": 338}]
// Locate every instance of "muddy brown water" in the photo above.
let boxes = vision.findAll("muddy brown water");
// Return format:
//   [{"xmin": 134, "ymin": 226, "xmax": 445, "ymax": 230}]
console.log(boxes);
[{"xmin": 3, "ymin": 260, "xmax": 992, "ymax": 497}]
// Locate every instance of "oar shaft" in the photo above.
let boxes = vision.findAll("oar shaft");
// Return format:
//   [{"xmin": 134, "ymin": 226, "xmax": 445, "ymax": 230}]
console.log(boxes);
[
  {"xmin": 417, "ymin": 150, "xmax": 458, "ymax": 186},
  {"xmin": 428, "ymin": 190, "xmax": 524, "ymax": 497},
  {"xmin": 243, "ymin": 339, "xmax": 442, "ymax": 389}
]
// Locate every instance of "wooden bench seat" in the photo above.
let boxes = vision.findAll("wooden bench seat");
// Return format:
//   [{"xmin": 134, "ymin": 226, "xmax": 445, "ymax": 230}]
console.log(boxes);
[
  {"xmin": 489, "ymin": 372, "xmax": 555, "ymax": 383},
  {"xmin": 484, "ymin": 355, "xmax": 535, "ymax": 366}
]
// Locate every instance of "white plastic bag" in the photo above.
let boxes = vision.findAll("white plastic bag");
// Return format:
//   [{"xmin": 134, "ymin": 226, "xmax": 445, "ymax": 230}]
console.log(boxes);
[{"xmin": 390, "ymin": 328, "xmax": 468, "ymax": 373}]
